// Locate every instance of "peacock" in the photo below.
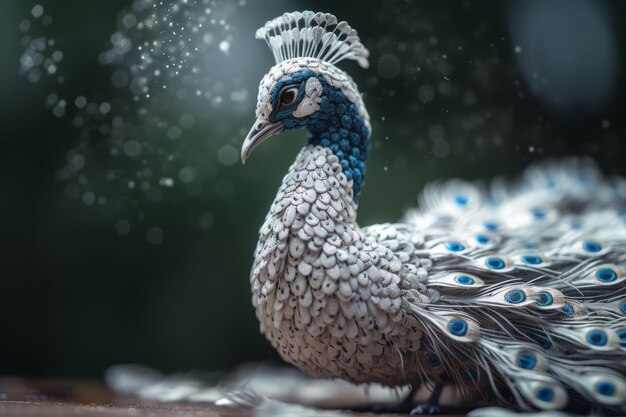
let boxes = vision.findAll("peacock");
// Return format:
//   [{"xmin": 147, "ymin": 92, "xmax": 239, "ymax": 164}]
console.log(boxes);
[{"xmin": 241, "ymin": 11, "xmax": 626, "ymax": 415}]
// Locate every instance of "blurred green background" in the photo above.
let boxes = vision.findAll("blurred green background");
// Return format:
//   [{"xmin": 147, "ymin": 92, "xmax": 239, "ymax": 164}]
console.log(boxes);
[{"xmin": 1, "ymin": 0, "xmax": 625, "ymax": 377}]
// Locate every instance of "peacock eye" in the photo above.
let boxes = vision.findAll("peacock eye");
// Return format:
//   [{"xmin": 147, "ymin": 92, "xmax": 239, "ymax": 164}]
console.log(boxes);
[{"xmin": 278, "ymin": 86, "xmax": 299, "ymax": 109}]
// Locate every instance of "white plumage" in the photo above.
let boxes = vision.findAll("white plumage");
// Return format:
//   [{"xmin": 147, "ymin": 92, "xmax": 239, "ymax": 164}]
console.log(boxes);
[{"xmin": 242, "ymin": 11, "xmax": 626, "ymax": 414}]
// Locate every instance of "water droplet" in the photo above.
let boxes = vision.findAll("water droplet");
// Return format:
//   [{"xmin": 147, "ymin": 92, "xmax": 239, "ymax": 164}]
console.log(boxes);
[
  {"xmin": 377, "ymin": 54, "xmax": 401, "ymax": 79},
  {"xmin": 179, "ymin": 167, "xmax": 196, "ymax": 183},
  {"xmin": 159, "ymin": 177, "xmax": 174, "ymax": 187},
  {"xmin": 71, "ymin": 154, "xmax": 85, "ymax": 170},
  {"xmin": 432, "ymin": 139, "xmax": 450, "ymax": 157},
  {"xmin": 217, "ymin": 145, "xmax": 238, "ymax": 166},
  {"xmin": 218, "ymin": 40, "xmax": 230, "ymax": 54},
  {"xmin": 146, "ymin": 227, "xmax": 164, "ymax": 244},
  {"xmin": 31, "ymin": 5, "xmax": 44, "ymax": 19},
  {"xmin": 82, "ymin": 191, "xmax": 95, "ymax": 205},
  {"xmin": 123, "ymin": 140, "xmax": 142, "ymax": 157},
  {"xmin": 418, "ymin": 84, "xmax": 435, "ymax": 103},
  {"xmin": 99, "ymin": 102, "xmax": 111, "ymax": 114},
  {"xmin": 19, "ymin": 20, "xmax": 31, "ymax": 32},
  {"xmin": 230, "ymin": 88, "xmax": 248, "ymax": 102},
  {"xmin": 428, "ymin": 125, "xmax": 445, "ymax": 141},
  {"xmin": 75, "ymin": 96, "xmax": 87, "ymax": 108},
  {"xmin": 115, "ymin": 219, "xmax": 130, "ymax": 235},
  {"xmin": 167, "ymin": 126, "xmax": 182, "ymax": 140},
  {"xmin": 111, "ymin": 70, "xmax": 129, "ymax": 88}
]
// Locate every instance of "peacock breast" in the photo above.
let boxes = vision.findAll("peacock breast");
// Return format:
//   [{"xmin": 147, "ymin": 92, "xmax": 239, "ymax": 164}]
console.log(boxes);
[{"xmin": 249, "ymin": 146, "xmax": 430, "ymax": 385}]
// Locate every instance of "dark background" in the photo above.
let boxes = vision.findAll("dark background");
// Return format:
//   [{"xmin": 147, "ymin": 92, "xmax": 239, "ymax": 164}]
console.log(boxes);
[{"xmin": 1, "ymin": 0, "xmax": 624, "ymax": 377}]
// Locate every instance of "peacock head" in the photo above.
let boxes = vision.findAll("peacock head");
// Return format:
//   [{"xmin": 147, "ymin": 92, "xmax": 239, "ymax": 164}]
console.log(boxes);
[{"xmin": 241, "ymin": 12, "xmax": 372, "ymax": 172}]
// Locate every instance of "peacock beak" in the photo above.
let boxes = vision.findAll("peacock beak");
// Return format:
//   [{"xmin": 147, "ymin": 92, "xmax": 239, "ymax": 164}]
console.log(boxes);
[{"xmin": 241, "ymin": 118, "xmax": 284, "ymax": 164}]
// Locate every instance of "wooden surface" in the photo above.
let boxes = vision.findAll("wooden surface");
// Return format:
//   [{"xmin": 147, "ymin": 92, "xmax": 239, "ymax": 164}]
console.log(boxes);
[{"xmin": 0, "ymin": 378, "xmax": 467, "ymax": 417}]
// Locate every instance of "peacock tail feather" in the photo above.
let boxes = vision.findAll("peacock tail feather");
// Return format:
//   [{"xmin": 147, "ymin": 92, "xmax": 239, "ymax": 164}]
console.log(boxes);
[{"xmin": 403, "ymin": 158, "xmax": 626, "ymax": 411}]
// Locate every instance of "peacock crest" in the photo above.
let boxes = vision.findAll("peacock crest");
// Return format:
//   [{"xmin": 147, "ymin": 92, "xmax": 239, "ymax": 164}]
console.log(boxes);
[
  {"xmin": 255, "ymin": 11, "xmax": 370, "ymax": 68},
  {"xmin": 243, "ymin": 11, "xmax": 626, "ymax": 415}
]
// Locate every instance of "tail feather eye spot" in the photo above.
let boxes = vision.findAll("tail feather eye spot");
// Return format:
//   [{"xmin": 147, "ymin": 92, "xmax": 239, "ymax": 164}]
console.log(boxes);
[
  {"xmin": 617, "ymin": 329, "xmax": 626, "ymax": 347},
  {"xmin": 586, "ymin": 330, "xmax": 608, "ymax": 346},
  {"xmin": 505, "ymin": 289, "xmax": 526, "ymax": 304},
  {"xmin": 445, "ymin": 242, "xmax": 465, "ymax": 252},
  {"xmin": 535, "ymin": 387, "xmax": 555, "ymax": 402},
  {"xmin": 486, "ymin": 257, "xmax": 505, "ymax": 270},
  {"xmin": 531, "ymin": 208, "xmax": 546, "ymax": 220},
  {"xmin": 597, "ymin": 381, "xmax": 617, "ymax": 397},
  {"xmin": 522, "ymin": 255, "xmax": 542, "ymax": 265},
  {"xmin": 484, "ymin": 222, "xmax": 499, "ymax": 232},
  {"xmin": 596, "ymin": 268, "xmax": 617, "ymax": 283},
  {"xmin": 621, "ymin": 302, "xmax": 626, "ymax": 315},
  {"xmin": 466, "ymin": 368, "xmax": 479, "ymax": 382},
  {"xmin": 455, "ymin": 275, "xmax": 475, "ymax": 285},
  {"xmin": 426, "ymin": 353, "xmax": 441, "ymax": 368},
  {"xmin": 448, "ymin": 319, "xmax": 468, "ymax": 336},
  {"xmin": 536, "ymin": 291, "xmax": 553, "ymax": 307},
  {"xmin": 515, "ymin": 351, "xmax": 537, "ymax": 370},
  {"xmin": 562, "ymin": 304, "xmax": 575, "ymax": 316},
  {"xmin": 583, "ymin": 240, "xmax": 602, "ymax": 253},
  {"xmin": 454, "ymin": 194, "xmax": 468, "ymax": 206},
  {"xmin": 475, "ymin": 234, "xmax": 490, "ymax": 244},
  {"xmin": 530, "ymin": 333, "xmax": 553, "ymax": 350}
]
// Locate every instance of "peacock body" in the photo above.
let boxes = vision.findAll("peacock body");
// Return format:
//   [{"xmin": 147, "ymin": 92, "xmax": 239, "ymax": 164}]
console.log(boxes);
[{"xmin": 242, "ymin": 11, "xmax": 626, "ymax": 414}]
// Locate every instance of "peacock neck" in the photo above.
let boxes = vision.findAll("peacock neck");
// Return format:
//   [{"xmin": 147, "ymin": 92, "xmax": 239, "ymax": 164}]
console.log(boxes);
[
  {"xmin": 303, "ymin": 80, "xmax": 371, "ymax": 202},
  {"xmin": 285, "ymin": 145, "xmax": 359, "ymax": 225}
]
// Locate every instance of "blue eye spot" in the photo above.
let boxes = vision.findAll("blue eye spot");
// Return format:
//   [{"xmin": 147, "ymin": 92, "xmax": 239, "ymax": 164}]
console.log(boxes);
[
  {"xmin": 617, "ymin": 329, "xmax": 626, "ymax": 347},
  {"xmin": 454, "ymin": 194, "xmax": 468, "ymax": 206},
  {"xmin": 587, "ymin": 330, "xmax": 608, "ymax": 346},
  {"xmin": 536, "ymin": 387, "xmax": 554, "ymax": 402},
  {"xmin": 475, "ymin": 234, "xmax": 490, "ymax": 244},
  {"xmin": 522, "ymin": 255, "xmax": 542, "ymax": 265},
  {"xmin": 445, "ymin": 242, "xmax": 465, "ymax": 252},
  {"xmin": 531, "ymin": 209, "xmax": 546, "ymax": 220},
  {"xmin": 596, "ymin": 268, "xmax": 618, "ymax": 283},
  {"xmin": 562, "ymin": 304, "xmax": 575, "ymax": 316},
  {"xmin": 467, "ymin": 368, "xmax": 479, "ymax": 382},
  {"xmin": 536, "ymin": 291, "xmax": 553, "ymax": 307},
  {"xmin": 597, "ymin": 381, "xmax": 616, "ymax": 397},
  {"xmin": 426, "ymin": 353, "xmax": 441, "ymax": 368},
  {"xmin": 621, "ymin": 302, "xmax": 626, "ymax": 315},
  {"xmin": 530, "ymin": 332, "xmax": 552, "ymax": 349},
  {"xmin": 436, "ymin": 215, "xmax": 451, "ymax": 223},
  {"xmin": 449, "ymin": 319, "xmax": 469, "ymax": 336},
  {"xmin": 455, "ymin": 275, "xmax": 475, "ymax": 285},
  {"xmin": 516, "ymin": 352, "xmax": 537, "ymax": 370},
  {"xmin": 486, "ymin": 257, "xmax": 506, "ymax": 270},
  {"xmin": 484, "ymin": 222, "xmax": 499, "ymax": 232},
  {"xmin": 505, "ymin": 289, "xmax": 526, "ymax": 304},
  {"xmin": 583, "ymin": 240, "xmax": 602, "ymax": 253}
]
